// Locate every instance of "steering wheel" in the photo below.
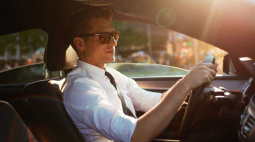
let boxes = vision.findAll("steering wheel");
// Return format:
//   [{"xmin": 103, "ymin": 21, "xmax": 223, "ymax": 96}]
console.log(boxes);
[{"xmin": 179, "ymin": 55, "xmax": 215, "ymax": 140}]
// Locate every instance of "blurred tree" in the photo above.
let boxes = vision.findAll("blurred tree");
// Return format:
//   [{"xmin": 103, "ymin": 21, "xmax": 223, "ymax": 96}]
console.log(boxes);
[
  {"xmin": 112, "ymin": 21, "xmax": 167, "ymax": 58},
  {"xmin": 112, "ymin": 21, "xmax": 148, "ymax": 56},
  {"xmin": 0, "ymin": 29, "xmax": 47, "ymax": 59},
  {"xmin": 151, "ymin": 34, "xmax": 167, "ymax": 51}
]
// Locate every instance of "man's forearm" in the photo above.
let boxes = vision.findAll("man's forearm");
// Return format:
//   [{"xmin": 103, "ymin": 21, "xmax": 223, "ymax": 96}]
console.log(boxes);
[{"xmin": 131, "ymin": 79, "xmax": 190, "ymax": 142}]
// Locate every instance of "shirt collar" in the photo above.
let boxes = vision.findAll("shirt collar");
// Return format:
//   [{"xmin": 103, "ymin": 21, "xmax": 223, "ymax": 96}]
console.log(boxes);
[{"xmin": 77, "ymin": 60, "xmax": 108, "ymax": 79}]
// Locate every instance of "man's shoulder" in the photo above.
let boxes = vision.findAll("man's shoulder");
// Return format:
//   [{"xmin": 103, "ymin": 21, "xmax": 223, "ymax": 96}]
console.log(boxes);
[{"xmin": 66, "ymin": 67, "xmax": 100, "ymax": 87}]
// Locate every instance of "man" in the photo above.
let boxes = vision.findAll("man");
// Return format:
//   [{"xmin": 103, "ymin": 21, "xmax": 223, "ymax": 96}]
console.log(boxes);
[{"xmin": 63, "ymin": 6, "xmax": 217, "ymax": 142}]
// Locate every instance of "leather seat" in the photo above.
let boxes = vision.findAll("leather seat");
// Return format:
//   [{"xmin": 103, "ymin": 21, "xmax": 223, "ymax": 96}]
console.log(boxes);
[
  {"xmin": 24, "ymin": 77, "xmax": 85, "ymax": 142},
  {"xmin": 0, "ymin": 101, "xmax": 38, "ymax": 142}
]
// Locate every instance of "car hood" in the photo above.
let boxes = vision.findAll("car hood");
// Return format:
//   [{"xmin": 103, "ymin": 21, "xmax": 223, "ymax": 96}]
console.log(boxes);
[{"xmin": 1, "ymin": 0, "xmax": 254, "ymax": 59}]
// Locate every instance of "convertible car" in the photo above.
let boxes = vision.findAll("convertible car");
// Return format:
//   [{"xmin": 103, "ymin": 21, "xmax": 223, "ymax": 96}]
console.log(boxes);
[{"xmin": 0, "ymin": 0, "xmax": 255, "ymax": 142}]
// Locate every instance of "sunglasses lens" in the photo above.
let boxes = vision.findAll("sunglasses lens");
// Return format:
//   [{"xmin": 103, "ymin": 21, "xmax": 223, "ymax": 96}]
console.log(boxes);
[
  {"xmin": 99, "ymin": 32, "xmax": 120, "ymax": 44},
  {"xmin": 99, "ymin": 33, "xmax": 111, "ymax": 44}
]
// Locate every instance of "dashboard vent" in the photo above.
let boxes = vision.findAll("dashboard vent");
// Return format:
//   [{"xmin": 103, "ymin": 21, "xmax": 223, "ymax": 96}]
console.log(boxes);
[{"xmin": 239, "ymin": 108, "xmax": 255, "ymax": 141}]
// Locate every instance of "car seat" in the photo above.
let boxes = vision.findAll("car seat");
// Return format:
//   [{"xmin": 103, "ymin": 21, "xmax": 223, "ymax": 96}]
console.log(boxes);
[
  {"xmin": 24, "ymin": 76, "xmax": 85, "ymax": 142},
  {"xmin": 23, "ymin": 27, "xmax": 84, "ymax": 142},
  {"xmin": 0, "ymin": 101, "xmax": 38, "ymax": 142}
]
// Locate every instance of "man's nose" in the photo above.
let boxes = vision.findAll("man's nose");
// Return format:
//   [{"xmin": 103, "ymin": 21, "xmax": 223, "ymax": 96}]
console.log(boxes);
[{"xmin": 108, "ymin": 36, "xmax": 117, "ymax": 46}]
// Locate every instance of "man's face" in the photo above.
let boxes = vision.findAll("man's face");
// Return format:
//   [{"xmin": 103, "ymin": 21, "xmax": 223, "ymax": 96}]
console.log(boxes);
[{"xmin": 78, "ymin": 18, "xmax": 117, "ymax": 69}]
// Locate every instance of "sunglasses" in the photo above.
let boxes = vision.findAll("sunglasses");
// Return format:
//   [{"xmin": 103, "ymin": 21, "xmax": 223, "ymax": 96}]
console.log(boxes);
[{"xmin": 78, "ymin": 31, "xmax": 120, "ymax": 44}]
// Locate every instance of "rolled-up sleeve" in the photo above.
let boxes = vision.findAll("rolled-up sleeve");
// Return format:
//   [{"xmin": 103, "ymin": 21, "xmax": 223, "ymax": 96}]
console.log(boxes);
[
  {"xmin": 64, "ymin": 78, "xmax": 137, "ymax": 142},
  {"xmin": 123, "ymin": 76, "xmax": 162, "ymax": 112}
]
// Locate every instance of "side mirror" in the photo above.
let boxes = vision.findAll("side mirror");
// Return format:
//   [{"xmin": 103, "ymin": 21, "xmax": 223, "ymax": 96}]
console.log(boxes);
[{"xmin": 223, "ymin": 54, "xmax": 237, "ymax": 74}]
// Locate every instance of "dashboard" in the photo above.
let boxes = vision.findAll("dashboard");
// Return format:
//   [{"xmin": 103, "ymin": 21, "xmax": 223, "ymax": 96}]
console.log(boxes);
[
  {"xmin": 237, "ymin": 57, "xmax": 255, "ymax": 141},
  {"xmin": 135, "ymin": 56, "xmax": 255, "ymax": 142},
  {"xmin": 239, "ymin": 77, "xmax": 255, "ymax": 142}
]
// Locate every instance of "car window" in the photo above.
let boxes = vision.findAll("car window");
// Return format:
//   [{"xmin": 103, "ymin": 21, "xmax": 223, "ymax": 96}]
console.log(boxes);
[
  {"xmin": 0, "ymin": 63, "xmax": 62, "ymax": 85},
  {"xmin": 0, "ymin": 29, "xmax": 61, "ymax": 85},
  {"xmin": 0, "ymin": 22, "xmax": 227, "ymax": 85},
  {"xmin": 112, "ymin": 21, "xmax": 227, "ymax": 76}
]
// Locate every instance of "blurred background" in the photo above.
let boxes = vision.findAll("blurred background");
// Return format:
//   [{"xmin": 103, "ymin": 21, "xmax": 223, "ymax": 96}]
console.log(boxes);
[{"xmin": 0, "ymin": 21, "xmax": 227, "ymax": 73}]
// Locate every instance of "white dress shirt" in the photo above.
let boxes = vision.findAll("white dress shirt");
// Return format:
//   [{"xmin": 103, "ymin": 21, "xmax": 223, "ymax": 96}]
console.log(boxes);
[{"xmin": 63, "ymin": 60, "xmax": 162, "ymax": 142}]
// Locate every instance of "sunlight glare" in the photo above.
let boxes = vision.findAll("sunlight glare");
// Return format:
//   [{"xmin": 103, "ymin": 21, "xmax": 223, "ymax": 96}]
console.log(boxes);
[
  {"xmin": 156, "ymin": 7, "xmax": 176, "ymax": 27},
  {"xmin": 239, "ymin": 57, "xmax": 252, "ymax": 61},
  {"xmin": 49, "ymin": 78, "xmax": 65, "ymax": 90},
  {"xmin": 201, "ymin": 0, "xmax": 219, "ymax": 40}
]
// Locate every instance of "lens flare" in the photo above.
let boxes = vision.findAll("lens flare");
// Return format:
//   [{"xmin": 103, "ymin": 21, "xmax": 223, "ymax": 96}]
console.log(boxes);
[{"xmin": 156, "ymin": 7, "xmax": 176, "ymax": 27}]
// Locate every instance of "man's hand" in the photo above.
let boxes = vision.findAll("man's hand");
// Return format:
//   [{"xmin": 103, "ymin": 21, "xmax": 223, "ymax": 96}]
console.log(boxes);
[
  {"xmin": 132, "ymin": 62, "xmax": 218, "ymax": 142},
  {"xmin": 181, "ymin": 62, "xmax": 218, "ymax": 91}
]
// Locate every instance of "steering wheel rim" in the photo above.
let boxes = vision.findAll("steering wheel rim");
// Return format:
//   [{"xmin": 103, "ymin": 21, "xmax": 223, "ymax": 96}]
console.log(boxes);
[{"xmin": 179, "ymin": 55, "xmax": 215, "ymax": 140}]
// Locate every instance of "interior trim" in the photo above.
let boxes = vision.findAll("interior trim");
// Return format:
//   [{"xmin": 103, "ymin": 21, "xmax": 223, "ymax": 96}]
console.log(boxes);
[{"xmin": 132, "ymin": 74, "xmax": 249, "ymax": 81}]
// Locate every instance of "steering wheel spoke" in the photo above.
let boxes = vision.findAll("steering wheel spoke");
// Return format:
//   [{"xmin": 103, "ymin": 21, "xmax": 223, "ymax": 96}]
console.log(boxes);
[{"xmin": 179, "ymin": 55, "xmax": 215, "ymax": 140}]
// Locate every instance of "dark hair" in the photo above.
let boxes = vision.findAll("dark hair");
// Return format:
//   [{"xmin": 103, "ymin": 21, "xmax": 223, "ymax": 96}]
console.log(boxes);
[{"xmin": 68, "ymin": 6, "xmax": 113, "ymax": 52}]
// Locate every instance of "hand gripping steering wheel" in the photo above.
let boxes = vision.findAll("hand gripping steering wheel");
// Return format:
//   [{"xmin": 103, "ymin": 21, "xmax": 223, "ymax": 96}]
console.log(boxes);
[{"xmin": 179, "ymin": 55, "xmax": 215, "ymax": 140}]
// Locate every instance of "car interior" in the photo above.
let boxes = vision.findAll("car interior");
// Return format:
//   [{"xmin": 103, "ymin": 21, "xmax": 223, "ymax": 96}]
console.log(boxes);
[{"xmin": 0, "ymin": 0, "xmax": 255, "ymax": 142}]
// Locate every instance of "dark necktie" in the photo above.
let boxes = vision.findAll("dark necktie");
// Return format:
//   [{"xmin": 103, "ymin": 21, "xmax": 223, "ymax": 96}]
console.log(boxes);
[{"xmin": 105, "ymin": 71, "xmax": 136, "ymax": 118}]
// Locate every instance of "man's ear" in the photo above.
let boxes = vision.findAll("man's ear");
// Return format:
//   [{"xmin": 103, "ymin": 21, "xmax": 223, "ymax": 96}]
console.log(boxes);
[{"xmin": 74, "ymin": 37, "xmax": 84, "ymax": 51}]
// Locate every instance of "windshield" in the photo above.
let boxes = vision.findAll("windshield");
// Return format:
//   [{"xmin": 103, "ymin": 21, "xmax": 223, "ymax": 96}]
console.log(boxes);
[
  {"xmin": 0, "ymin": 21, "xmax": 227, "ymax": 81},
  {"xmin": 112, "ymin": 21, "xmax": 227, "ymax": 75}
]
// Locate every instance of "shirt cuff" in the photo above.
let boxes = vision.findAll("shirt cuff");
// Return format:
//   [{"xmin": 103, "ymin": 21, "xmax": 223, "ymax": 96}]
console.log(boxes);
[{"xmin": 113, "ymin": 114, "xmax": 137, "ymax": 142}]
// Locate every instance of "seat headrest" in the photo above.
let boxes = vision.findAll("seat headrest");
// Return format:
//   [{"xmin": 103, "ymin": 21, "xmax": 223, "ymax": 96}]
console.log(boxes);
[{"xmin": 45, "ymin": 27, "xmax": 78, "ymax": 71}]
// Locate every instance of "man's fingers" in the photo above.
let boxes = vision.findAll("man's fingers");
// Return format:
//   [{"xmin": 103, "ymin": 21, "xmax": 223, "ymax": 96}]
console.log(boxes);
[
  {"xmin": 201, "ymin": 67, "xmax": 215, "ymax": 87},
  {"xmin": 214, "ymin": 63, "xmax": 218, "ymax": 71},
  {"xmin": 202, "ymin": 63, "xmax": 215, "ymax": 69},
  {"xmin": 205, "ymin": 75, "xmax": 212, "ymax": 87},
  {"xmin": 208, "ymin": 71, "xmax": 214, "ymax": 81},
  {"xmin": 206, "ymin": 67, "xmax": 216, "ymax": 77}
]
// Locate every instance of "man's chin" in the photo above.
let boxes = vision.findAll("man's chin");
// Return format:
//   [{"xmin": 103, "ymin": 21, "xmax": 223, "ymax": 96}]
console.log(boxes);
[{"xmin": 105, "ymin": 57, "xmax": 115, "ymax": 63}]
